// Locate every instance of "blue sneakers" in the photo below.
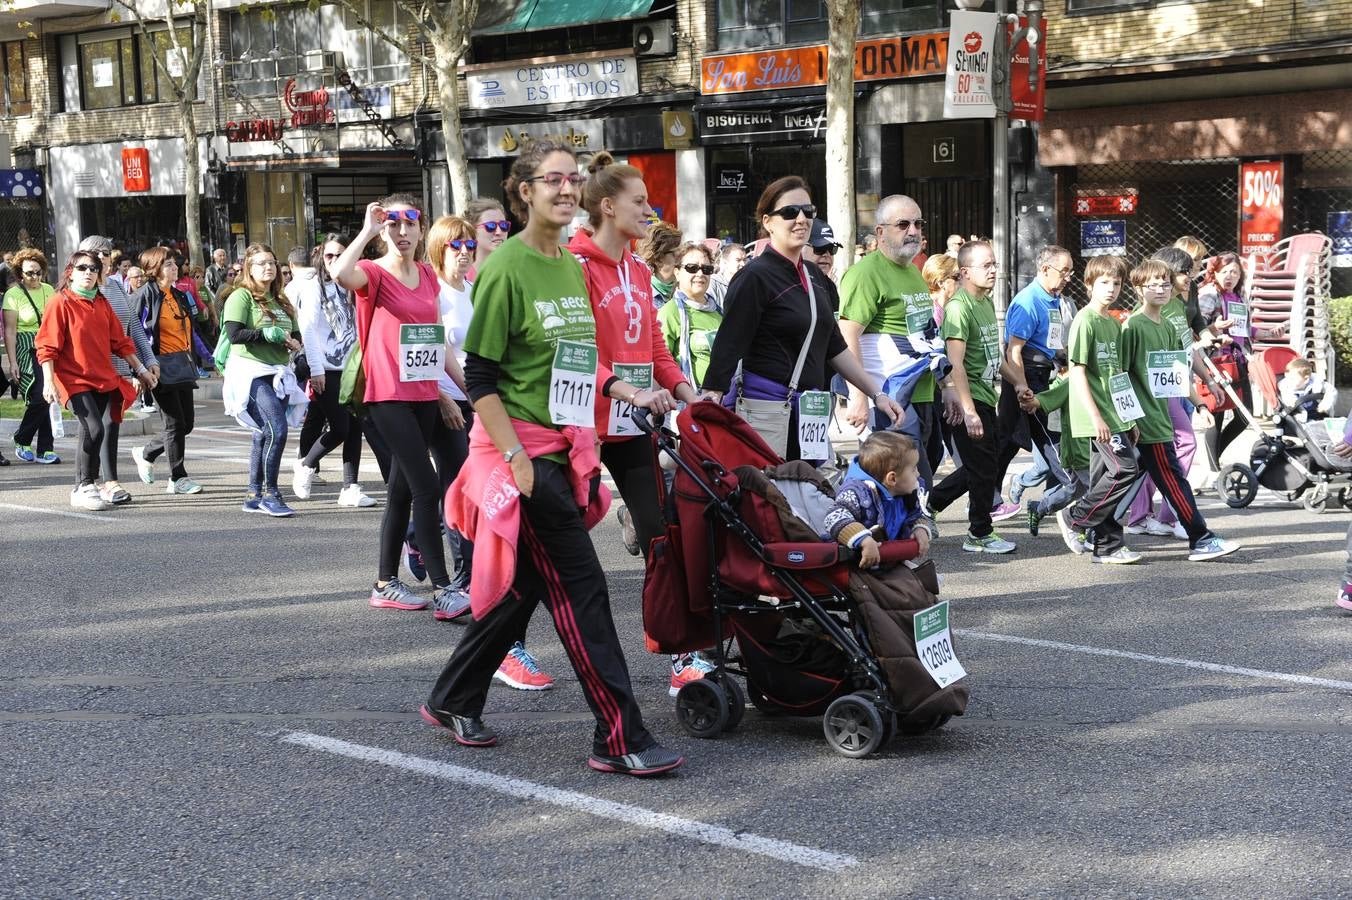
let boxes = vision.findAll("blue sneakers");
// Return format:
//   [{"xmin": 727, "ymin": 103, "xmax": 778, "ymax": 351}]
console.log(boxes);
[
  {"xmin": 242, "ymin": 494, "xmax": 263, "ymax": 513},
  {"xmin": 403, "ymin": 541, "xmax": 427, "ymax": 582},
  {"xmin": 258, "ymin": 492, "xmax": 295, "ymax": 518},
  {"xmin": 13, "ymin": 443, "xmax": 35, "ymax": 463},
  {"xmin": 36, "ymin": 451, "xmax": 60, "ymax": 465}
]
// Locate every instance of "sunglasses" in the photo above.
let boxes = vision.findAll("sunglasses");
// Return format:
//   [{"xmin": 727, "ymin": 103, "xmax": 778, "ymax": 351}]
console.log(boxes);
[
  {"xmin": 479, "ymin": 220, "xmax": 511, "ymax": 233},
  {"xmin": 770, "ymin": 203, "xmax": 816, "ymax": 221},
  {"xmin": 449, "ymin": 238, "xmax": 478, "ymax": 252},
  {"xmin": 73, "ymin": 264, "xmax": 99, "ymax": 273},
  {"xmin": 682, "ymin": 263, "xmax": 715, "ymax": 275},
  {"xmin": 885, "ymin": 218, "xmax": 925, "ymax": 231},
  {"xmin": 524, "ymin": 172, "xmax": 587, "ymax": 188},
  {"xmin": 21, "ymin": 269, "xmax": 42, "ymax": 277},
  {"xmin": 813, "ymin": 243, "xmax": 841, "ymax": 255},
  {"xmin": 381, "ymin": 209, "xmax": 421, "ymax": 223}
]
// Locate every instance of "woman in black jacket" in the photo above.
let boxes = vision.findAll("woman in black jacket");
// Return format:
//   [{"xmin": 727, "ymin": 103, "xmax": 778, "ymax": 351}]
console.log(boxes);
[
  {"xmin": 131, "ymin": 247, "xmax": 209, "ymax": 495},
  {"xmin": 700, "ymin": 176, "xmax": 903, "ymax": 461}
]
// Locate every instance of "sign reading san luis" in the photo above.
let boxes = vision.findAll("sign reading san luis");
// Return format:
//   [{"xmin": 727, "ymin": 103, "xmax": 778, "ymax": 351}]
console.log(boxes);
[{"xmin": 701, "ymin": 32, "xmax": 948, "ymax": 96}]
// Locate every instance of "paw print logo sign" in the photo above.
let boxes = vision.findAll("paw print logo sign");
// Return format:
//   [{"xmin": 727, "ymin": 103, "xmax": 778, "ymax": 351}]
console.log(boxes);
[{"xmin": 0, "ymin": 169, "xmax": 43, "ymax": 199}]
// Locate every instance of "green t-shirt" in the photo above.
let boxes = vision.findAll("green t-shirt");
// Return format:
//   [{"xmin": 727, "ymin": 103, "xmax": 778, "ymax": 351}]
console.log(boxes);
[
  {"xmin": 1161, "ymin": 297, "xmax": 1193, "ymax": 347},
  {"xmin": 939, "ymin": 288, "xmax": 1000, "ymax": 409},
  {"xmin": 1120, "ymin": 308, "xmax": 1189, "ymax": 445},
  {"xmin": 838, "ymin": 253, "xmax": 936, "ymax": 403},
  {"xmin": 222, "ymin": 287, "xmax": 294, "ymax": 366},
  {"xmin": 1067, "ymin": 305, "xmax": 1128, "ymax": 439},
  {"xmin": 2, "ymin": 282, "xmax": 54, "ymax": 333},
  {"xmin": 1035, "ymin": 375, "xmax": 1090, "ymax": 472},
  {"xmin": 656, "ymin": 297, "xmax": 722, "ymax": 387},
  {"xmin": 464, "ymin": 236, "xmax": 597, "ymax": 429}
]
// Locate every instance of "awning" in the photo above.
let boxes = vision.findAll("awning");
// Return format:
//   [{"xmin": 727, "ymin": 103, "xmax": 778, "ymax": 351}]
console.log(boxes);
[{"xmin": 475, "ymin": 0, "xmax": 656, "ymax": 35}]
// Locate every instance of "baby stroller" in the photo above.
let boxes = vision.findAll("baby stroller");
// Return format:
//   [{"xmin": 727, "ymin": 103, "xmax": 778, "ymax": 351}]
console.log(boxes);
[
  {"xmin": 634, "ymin": 404, "xmax": 969, "ymax": 759},
  {"xmin": 1211, "ymin": 348, "xmax": 1352, "ymax": 512}
]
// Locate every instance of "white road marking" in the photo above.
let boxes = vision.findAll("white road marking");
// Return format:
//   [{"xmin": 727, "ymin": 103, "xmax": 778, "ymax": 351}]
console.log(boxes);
[
  {"xmin": 281, "ymin": 730, "xmax": 859, "ymax": 872},
  {"xmin": 0, "ymin": 502, "xmax": 117, "ymax": 523},
  {"xmin": 956, "ymin": 630, "xmax": 1352, "ymax": 693}
]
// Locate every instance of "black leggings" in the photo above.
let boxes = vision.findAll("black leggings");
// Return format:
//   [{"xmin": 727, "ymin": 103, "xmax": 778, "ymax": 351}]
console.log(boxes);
[
  {"xmin": 1204, "ymin": 377, "xmax": 1252, "ymax": 470},
  {"xmin": 366, "ymin": 400, "xmax": 449, "ymax": 586},
  {"xmin": 13, "ymin": 361, "xmax": 53, "ymax": 454},
  {"xmin": 600, "ymin": 436, "xmax": 665, "ymax": 561},
  {"xmin": 69, "ymin": 390, "xmax": 115, "ymax": 487},
  {"xmin": 143, "ymin": 381, "xmax": 196, "ymax": 480},
  {"xmin": 298, "ymin": 371, "xmax": 363, "ymax": 485}
]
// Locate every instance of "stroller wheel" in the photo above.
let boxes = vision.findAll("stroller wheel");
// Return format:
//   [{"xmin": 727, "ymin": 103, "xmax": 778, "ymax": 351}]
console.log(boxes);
[
  {"xmin": 1218, "ymin": 463, "xmax": 1258, "ymax": 508},
  {"xmin": 1303, "ymin": 488, "xmax": 1332, "ymax": 515},
  {"xmin": 675, "ymin": 679, "xmax": 729, "ymax": 739},
  {"xmin": 709, "ymin": 673, "xmax": 746, "ymax": 732},
  {"xmin": 823, "ymin": 693, "xmax": 885, "ymax": 759}
]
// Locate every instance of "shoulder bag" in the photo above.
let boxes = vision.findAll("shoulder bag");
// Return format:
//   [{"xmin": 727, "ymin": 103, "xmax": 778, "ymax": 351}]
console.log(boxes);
[{"xmin": 734, "ymin": 273, "xmax": 819, "ymax": 457}]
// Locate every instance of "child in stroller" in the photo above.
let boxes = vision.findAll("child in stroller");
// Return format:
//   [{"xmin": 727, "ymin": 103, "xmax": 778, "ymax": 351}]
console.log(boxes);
[{"xmin": 821, "ymin": 431, "xmax": 933, "ymax": 569}]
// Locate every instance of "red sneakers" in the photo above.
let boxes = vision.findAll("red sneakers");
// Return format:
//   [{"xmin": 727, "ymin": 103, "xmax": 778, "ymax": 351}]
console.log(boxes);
[
  {"xmin": 493, "ymin": 642, "xmax": 554, "ymax": 690},
  {"xmin": 668, "ymin": 653, "xmax": 715, "ymax": 697}
]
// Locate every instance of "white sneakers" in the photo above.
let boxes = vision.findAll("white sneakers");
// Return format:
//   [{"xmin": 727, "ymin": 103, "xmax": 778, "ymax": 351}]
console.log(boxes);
[
  {"xmin": 292, "ymin": 459, "xmax": 316, "ymax": 500},
  {"xmin": 70, "ymin": 484, "xmax": 113, "ymax": 511},
  {"xmin": 1126, "ymin": 515, "xmax": 1185, "ymax": 538},
  {"xmin": 131, "ymin": 446, "xmax": 155, "ymax": 484},
  {"xmin": 337, "ymin": 484, "xmax": 376, "ymax": 508}
]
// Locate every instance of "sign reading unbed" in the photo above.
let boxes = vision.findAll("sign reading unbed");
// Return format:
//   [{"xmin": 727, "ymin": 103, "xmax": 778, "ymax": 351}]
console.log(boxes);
[{"xmin": 466, "ymin": 54, "xmax": 638, "ymax": 110}]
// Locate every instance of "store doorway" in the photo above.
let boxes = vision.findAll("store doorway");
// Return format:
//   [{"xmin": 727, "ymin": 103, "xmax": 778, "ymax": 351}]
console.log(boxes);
[{"xmin": 707, "ymin": 143, "xmax": 827, "ymax": 245}]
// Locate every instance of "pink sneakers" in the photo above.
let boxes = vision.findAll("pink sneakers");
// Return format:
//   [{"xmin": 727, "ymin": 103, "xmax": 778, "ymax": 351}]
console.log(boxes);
[
  {"xmin": 494, "ymin": 642, "xmax": 554, "ymax": 690},
  {"xmin": 1337, "ymin": 582, "xmax": 1352, "ymax": 612}
]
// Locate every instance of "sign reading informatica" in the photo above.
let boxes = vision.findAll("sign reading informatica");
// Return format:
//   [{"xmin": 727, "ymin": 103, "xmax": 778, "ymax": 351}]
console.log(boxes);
[{"xmin": 464, "ymin": 53, "xmax": 639, "ymax": 110}]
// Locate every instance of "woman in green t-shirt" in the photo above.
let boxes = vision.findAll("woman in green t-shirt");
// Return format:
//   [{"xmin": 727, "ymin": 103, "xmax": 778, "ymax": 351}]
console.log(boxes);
[
  {"xmin": 657, "ymin": 242, "xmax": 723, "ymax": 386},
  {"xmin": 2, "ymin": 248, "xmax": 57, "ymax": 464},
  {"xmin": 423, "ymin": 140, "xmax": 683, "ymax": 777},
  {"xmin": 221, "ymin": 242, "xmax": 304, "ymax": 517}
]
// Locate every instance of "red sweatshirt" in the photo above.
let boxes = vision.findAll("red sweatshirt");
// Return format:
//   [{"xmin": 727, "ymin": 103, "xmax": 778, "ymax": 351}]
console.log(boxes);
[
  {"xmin": 35, "ymin": 288, "xmax": 137, "ymax": 408},
  {"xmin": 567, "ymin": 229, "xmax": 688, "ymax": 441}
]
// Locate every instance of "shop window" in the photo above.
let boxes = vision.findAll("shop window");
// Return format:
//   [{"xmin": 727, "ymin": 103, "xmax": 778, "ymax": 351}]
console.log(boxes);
[
  {"xmin": 718, "ymin": 0, "xmax": 943, "ymax": 50},
  {"xmin": 2, "ymin": 41, "xmax": 30, "ymax": 116},
  {"xmin": 1066, "ymin": 0, "xmax": 1153, "ymax": 13},
  {"xmin": 227, "ymin": 2, "xmax": 408, "ymax": 98},
  {"xmin": 75, "ymin": 26, "xmax": 195, "ymax": 110}
]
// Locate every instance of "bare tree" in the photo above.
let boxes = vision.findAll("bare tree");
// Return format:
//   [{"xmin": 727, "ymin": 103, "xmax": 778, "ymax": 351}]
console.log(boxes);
[
  {"xmin": 824, "ymin": 0, "xmax": 860, "ymax": 277},
  {"xmin": 113, "ymin": 0, "xmax": 209, "ymax": 269}
]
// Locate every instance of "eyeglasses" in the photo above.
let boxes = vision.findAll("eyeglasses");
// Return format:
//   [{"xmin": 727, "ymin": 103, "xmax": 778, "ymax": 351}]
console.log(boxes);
[
  {"xmin": 228, "ymin": 269, "xmax": 240, "ymax": 276},
  {"xmin": 21, "ymin": 269, "xmax": 41, "ymax": 277},
  {"xmin": 163, "ymin": 259, "xmax": 179, "ymax": 267},
  {"xmin": 449, "ymin": 238, "xmax": 478, "ymax": 252},
  {"xmin": 524, "ymin": 172, "xmax": 587, "ymax": 188},
  {"xmin": 681, "ymin": 263, "xmax": 715, "ymax": 275},
  {"xmin": 73, "ymin": 264, "xmax": 99, "ymax": 273},
  {"xmin": 479, "ymin": 220, "xmax": 511, "ymax": 233},
  {"xmin": 769, "ymin": 203, "xmax": 816, "ymax": 221},
  {"xmin": 96, "ymin": 250, "xmax": 112, "ymax": 257},
  {"xmin": 884, "ymin": 218, "xmax": 925, "ymax": 231},
  {"xmin": 1045, "ymin": 264, "xmax": 1072, "ymax": 278},
  {"xmin": 382, "ymin": 208, "xmax": 421, "ymax": 223},
  {"xmin": 966, "ymin": 261, "xmax": 998, "ymax": 271}
]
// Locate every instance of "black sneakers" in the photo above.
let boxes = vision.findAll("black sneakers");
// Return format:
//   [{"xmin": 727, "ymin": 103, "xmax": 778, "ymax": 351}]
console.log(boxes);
[
  {"xmin": 588, "ymin": 744, "xmax": 685, "ymax": 777},
  {"xmin": 419, "ymin": 704, "xmax": 498, "ymax": 747}
]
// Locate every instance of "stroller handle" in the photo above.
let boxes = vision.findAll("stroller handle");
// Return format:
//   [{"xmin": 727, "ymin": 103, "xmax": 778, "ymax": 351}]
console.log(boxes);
[{"xmin": 629, "ymin": 406, "xmax": 665, "ymax": 436}]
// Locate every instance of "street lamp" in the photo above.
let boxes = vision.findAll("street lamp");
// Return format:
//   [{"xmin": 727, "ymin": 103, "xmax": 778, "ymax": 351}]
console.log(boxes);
[{"xmin": 950, "ymin": 0, "xmax": 1043, "ymax": 319}]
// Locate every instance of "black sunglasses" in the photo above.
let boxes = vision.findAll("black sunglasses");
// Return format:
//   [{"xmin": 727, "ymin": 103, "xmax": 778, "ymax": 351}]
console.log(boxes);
[
  {"xmin": 770, "ymin": 203, "xmax": 816, "ymax": 221},
  {"xmin": 73, "ymin": 263, "xmax": 99, "ymax": 273},
  {"xmin": 885, "ymin": 218, "xmax": 925, "ymax": 231},
  {"xmin": 479, "ymin": 220, "xmax": 511, "ymax": 233},
  {"xmin": 21, "ymin": 269, "xmax": 42, "ymax": 277},
  {"xmin": 682, "ymin": 263, "xmax": 715, "ymax": 275},
  {"xmin": 813, "ymin": 243, "xmax": 842, "ymax": 254},
  {"xmin": 449, "ymin": 238, "xmax": 478, "ymax": 251}
]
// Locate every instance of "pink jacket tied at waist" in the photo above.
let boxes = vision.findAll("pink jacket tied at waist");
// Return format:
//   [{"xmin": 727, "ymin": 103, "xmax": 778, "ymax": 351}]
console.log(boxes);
[{"xmin": 445, "ymin": 418, "xmax": 611, "ymax": 618}]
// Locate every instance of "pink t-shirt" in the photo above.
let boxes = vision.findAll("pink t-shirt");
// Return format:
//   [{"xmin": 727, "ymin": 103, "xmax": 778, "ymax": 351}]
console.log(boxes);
[{"xmin": 355, "ymin": 258, "xmax": 441, "ymax": 403}]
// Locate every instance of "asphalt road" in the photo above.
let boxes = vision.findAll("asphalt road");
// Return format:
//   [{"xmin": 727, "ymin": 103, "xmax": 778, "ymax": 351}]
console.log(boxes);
[{"xmin": 3, "ymin": 397, "xmax": 1350, "ymax": 898}]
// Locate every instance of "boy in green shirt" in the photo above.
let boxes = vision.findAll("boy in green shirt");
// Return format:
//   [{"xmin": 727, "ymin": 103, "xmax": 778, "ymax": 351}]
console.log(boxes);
[
  {"xmin": 1060, "ymin": 255, "xmax": 1143, "ymax": 564},
  {"xmin": 1119, "ymin": 259, "xmax": 1239, "ymax": 562},
  {"xmin": 1020, "ymin": 372, "xmax": 1091, "ymax": 545}
]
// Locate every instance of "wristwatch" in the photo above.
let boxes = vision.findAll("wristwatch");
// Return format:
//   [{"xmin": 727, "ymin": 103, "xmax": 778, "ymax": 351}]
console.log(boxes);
[{"xmin": 503, "ymin": 443, "xmax": 525, "ymax": 463}]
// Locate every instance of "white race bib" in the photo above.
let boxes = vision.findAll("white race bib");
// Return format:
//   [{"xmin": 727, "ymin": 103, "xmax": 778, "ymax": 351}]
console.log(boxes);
[
  {"xmin": 1228, "ymin": 302, "xmax": 1249, "ymax": 339},
  {"xmin": 797, "ymin": 390, "xmax": 832, "ymax": 461},
  {"xmin": 607, "ymin": 362, "xmax": 653, "ymax": 437},
  {"xmin": 549, "ymin": 340, "xmax": 598, "ymax": 427},
  {"xmin": 1109, "ymin": 371, "xmax": 1145, "ymax": 422},
  {"xmin": 914, "ymin": 601, "xmax": 966, "ymax": 688},
  {"xmin": 1047, "ymin": 307, "xmax": 1064, "ymax": 351},
  {"xmin": 398, "ymin": 324, "xmax": 445, "ymax": 382},
  {"xmin": 1147, "ymin": 350, "xmax": 1190, "ymax": 399}
]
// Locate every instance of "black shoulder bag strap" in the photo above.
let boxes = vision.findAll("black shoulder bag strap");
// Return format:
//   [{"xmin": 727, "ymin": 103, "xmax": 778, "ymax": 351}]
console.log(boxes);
[{"xmin": 19, "ymin": 284, "xmax": 41, "ymax": 326}]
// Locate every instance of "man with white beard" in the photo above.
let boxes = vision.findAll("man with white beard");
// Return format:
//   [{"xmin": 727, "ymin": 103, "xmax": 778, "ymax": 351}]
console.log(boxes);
[{"xmin": 838, "ymin": 194, "xmax": 949, "ymax": 487}]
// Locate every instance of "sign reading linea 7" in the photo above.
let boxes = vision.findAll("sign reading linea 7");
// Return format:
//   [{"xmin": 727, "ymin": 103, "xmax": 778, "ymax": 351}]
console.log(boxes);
[{"xmin": 701, "ymin": 32, "xmax": 947, "ymax": 95}]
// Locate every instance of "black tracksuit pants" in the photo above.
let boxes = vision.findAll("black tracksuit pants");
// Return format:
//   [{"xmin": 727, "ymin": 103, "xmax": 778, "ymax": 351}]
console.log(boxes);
[
  {"xmin": 1137, "ymin": 440, "xmax": 1214, "ymax": 550},
  {"xmin": 1069, "ymin": 432, "xmax": 1141, "ymax": 555},
  {"xmin": 427, "ymin": 458, "xmax": 655, "ymax": 757},
  {"xmin": 601, "ymin": 436, "xmax": 664, "ymax": 561},
  {"xmin": 930, "ymin": 400, "xmax": 1000, "ymax": 538}
]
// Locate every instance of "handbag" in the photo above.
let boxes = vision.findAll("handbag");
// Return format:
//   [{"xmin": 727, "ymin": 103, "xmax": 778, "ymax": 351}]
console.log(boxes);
[
  {"xmin": 338, "ymin": 341, "xmax": 365, "ymax": 415},
  {"xmin": 156, "ymin": 350, "xmax": 198, "ymax": 386},
  {"xmin": 733, "ymin": 273, "xmax": 819, "ymax": 458},
  {"xmin": 1196, "ymin": 358, "xmax": 1240, "ymax": 413}
]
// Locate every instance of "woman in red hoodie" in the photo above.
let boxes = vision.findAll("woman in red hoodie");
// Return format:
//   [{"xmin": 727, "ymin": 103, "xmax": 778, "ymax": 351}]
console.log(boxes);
[
  {"xmin": 566, "ymin": 151, "xmax": 703, "ymax": 695},
  {"xmin": 36, "ymin": 250, "xmax": 156, "ymax": 511}
]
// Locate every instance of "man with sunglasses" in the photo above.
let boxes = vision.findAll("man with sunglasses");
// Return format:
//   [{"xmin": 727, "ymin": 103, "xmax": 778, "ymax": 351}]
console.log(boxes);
[
  {"xmin": 838, "ymin": 195, "xmax": 947, "ymax": 487},
  {"xmin": 807, "ymin": 219, "xmax": 841, "ymax": 283},
  {"xmin": 995, "ymin": 246, "xmax": 1077, "ymax": 520}
]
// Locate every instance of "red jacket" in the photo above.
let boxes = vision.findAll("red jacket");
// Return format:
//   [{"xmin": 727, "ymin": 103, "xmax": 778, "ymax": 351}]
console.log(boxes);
[
  {"xmin": 567, "ymin": 229, "xmax": 688, "ymax": 441},
  {"xmin": 35, "ymin": 288, "xmax": 138, "ymax": 417}
]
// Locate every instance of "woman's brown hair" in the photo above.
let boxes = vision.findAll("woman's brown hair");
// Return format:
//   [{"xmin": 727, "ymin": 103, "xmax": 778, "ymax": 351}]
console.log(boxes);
[
  {"xmin": 675, "ymin": 241, "xmax": 714, "ymax": 266},
  {"xmin": 426, "ymin": 215, "xmax": 476, "ymax": 275},
  {"xmin": 12, "ymin": 247, "xmax": 46, "ymax": 276},
  {"xmin": 375, "ymin": 192, "xmax": 425, "ymax": 258},
  {"xmin": 754, "ymin": 175, "xmax": 810, "ymax": 234},
  {"xmin": 502, "ymin": 140, "xmax": 576, "ymax": 222},
  {"xmin": 237, "ymin": 242, "xmax": 295, "ymax": 324},
  {"xmin": 635, "ymin": 222, "xmax": 682, "ymax": 269},
  {"xmin": 138, "ymin": 246, "xmax": 178, "ymax": 285},
  {"xmin": 57, "ymin": 251, "xmax": 100, "ymax": 291},
  {"xmin": 581, "ymin": 150, "xmax": 644, "ymax": 228}
]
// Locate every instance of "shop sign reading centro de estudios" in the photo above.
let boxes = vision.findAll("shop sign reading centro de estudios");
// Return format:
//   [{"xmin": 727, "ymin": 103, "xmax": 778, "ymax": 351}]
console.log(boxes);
[{"xmin": 465, "ymin": 53, "xmax": 639, "ymax": 110}]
